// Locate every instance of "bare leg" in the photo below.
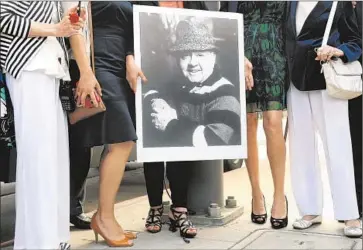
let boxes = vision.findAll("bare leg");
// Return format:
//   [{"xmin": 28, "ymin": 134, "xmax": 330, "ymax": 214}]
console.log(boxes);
[
  {"xmin": 263, "ymin": 110, "xmax": 286, "ymax": 219},
  {"xmin": 246, "ymin": 113, "xmax": 265, "ymax": 215},
  {"xmin": 94, "ymin": 141, "xmax": 134, "ymax": 241}
]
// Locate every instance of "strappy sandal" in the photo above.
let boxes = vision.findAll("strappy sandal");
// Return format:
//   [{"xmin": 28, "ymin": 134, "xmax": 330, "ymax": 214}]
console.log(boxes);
[
  {"xmin": 169, "ymin": 206, "xmax": 197, "ymax": 243},
  {"xmin": 145, "ymin": 206, "xmax": 164, "ymax": 233},
  {"xmin": 251, "ymin": 195, "xmax": 267, "ymax": 224},
  {"xmin": 59, "ymin": 242, "xmax": 71, "ymax": 250}
]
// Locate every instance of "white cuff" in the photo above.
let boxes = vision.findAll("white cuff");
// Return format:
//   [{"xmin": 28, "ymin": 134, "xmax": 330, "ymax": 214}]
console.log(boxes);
[{"xmin": 192, "ymin": 125, "xmax": 208, "ymax": 147}]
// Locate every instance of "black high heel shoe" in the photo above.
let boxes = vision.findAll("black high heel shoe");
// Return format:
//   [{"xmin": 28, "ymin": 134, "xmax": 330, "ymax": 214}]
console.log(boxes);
[
  {"xmin": 251, "ymin": 195, "xmax": 267, "ymax": 224},
  {"xmin": 145, "ymin": 206, "xmax": 164, "ymax": 233},
  {"xmin": 270, "ymin": 196, "xmax": 288, "ymax": 229},
  {"xmin": 169, "ymin": 206, "xmax": 197, "ymax": 243}
]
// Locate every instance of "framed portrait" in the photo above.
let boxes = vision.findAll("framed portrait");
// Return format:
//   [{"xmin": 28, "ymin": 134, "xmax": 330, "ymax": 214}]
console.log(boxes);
[{"xmin": 133, "ymin": 5, "xmax": 246, "ymax": 162}]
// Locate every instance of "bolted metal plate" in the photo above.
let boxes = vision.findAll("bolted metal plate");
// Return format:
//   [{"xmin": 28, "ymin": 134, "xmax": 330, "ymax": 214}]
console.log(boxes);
[{"xmin": 237, "ymin": 230, "xmax": 358, "ymax": 249}]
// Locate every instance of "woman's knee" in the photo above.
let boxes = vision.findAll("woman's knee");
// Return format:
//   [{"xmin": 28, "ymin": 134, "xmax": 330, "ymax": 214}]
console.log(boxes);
[{"xmin": 263, "ymin": 111, "xmax": 283, "ymax": 135}]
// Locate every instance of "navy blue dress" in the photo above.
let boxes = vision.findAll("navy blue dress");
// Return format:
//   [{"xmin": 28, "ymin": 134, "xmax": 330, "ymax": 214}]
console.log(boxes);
[{"xmin": 74, "ymin": 1, "xmax": 137, "ymax": 147}]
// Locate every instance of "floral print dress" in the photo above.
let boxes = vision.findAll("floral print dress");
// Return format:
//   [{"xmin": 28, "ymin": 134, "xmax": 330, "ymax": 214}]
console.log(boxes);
[{"xmin": 237, "ymin": 1, "xmax": 287, "ymax": 112}]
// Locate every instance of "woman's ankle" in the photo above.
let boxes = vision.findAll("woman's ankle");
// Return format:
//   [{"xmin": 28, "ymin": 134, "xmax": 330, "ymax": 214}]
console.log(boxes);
[
  {"xmin": 301, "ymin": 215, "xmax": 320, "ymax": 220},
  {"xmin": 96, "ymin": 210, "xmax": 117, "ymax": 222},
  {"xmin": 150, "ymin": 205, "xmax": 163, "ymax": 210},
  {"xmin": 169, "ymin": 206, "xmax": 188, "ymax": 220},
  {"xmin": 172, "ymin": 207, "xmax": 187, "ymax": 213},
  {"xmin": 273, "ymin": 191, "xmax": 285, "ymax": 200},
  {"xmin": 345, "ymin": 219, "xmax": 361, "ymax": 226},
  {"xmin": 251, "ymin": 190, "xmax": 263, "ymax": 199}
]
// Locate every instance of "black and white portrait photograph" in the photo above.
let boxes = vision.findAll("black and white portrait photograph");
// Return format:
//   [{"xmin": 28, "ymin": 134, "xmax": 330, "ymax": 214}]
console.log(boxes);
[{"xmin": 133, "ymin": 5, "xmax": 246, "ymax": 162}]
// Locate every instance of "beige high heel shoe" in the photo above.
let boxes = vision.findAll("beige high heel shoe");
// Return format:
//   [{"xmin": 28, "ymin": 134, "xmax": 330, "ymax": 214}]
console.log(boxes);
[
  {"xmin": 93, "ymin": 212, "xmax": 137, "ymax": 239},
  {"xmin": 91, "ymin": 214, "xmax": 134, "ymax": 247}
]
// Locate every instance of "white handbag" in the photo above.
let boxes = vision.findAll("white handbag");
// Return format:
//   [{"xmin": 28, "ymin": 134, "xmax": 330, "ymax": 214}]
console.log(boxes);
[{"xmin": 320, "ymin": 1, "xmax": 362, "ymax": 100}]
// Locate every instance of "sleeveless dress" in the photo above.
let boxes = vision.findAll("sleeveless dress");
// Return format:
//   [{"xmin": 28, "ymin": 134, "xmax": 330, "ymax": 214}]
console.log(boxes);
[
  {"xmin": 73, "ymin": 1, "xmax": 137, "ymax": 147},
  {"xmin": 237, "ymin": 2, "xmax": 287, "ymax": 113}
]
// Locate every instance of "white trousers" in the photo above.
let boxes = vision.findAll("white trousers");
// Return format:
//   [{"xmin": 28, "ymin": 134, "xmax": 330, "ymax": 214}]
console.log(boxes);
[
  {"xmin": 287, "ymin": 84, "xmax": 359, "ymax": 220},
  {"xmin": 6, "ymin": 71, "xmax": 70, "ymax": 249}
]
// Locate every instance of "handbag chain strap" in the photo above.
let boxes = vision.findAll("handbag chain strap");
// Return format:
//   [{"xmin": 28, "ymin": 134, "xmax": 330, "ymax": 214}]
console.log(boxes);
[
  {"xmin": 322, "ymin": 1, "xmax": 338, "ymax": 46},
  {"xmin": 88, "ymin": 1, "xmax": 95, "ymax": 73}
]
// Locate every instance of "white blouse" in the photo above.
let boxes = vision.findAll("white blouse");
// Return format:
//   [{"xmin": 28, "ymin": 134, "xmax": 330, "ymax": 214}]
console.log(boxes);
[
  {"xmin": 24, "ymin": 2, "xmax": 70, "ymax": 81},
  {"xmin": 296, "ymin": 1, "xmax": 319, "ymax": 35}
]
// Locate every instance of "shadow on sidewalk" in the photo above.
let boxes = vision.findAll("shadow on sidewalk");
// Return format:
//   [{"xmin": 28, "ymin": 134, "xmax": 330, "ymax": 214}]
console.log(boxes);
[{"xmin": 0, "ymin": 168, "xmax": 148, "ymax": 244}]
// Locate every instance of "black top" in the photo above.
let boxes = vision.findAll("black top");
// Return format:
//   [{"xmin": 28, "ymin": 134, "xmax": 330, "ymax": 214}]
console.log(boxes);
[
  {"xmin": 92, "ymin": 1, "xmax": 134, "ymax": 78},
  {"xmin": 285, "ymin": 1, "xmax": 362, "ymax": 91}
]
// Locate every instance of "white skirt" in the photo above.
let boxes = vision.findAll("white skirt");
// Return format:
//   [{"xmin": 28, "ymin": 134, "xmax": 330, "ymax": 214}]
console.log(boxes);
[{"xmin": 6, "ymin": 71, "xmax": 70, "ymax": 249}]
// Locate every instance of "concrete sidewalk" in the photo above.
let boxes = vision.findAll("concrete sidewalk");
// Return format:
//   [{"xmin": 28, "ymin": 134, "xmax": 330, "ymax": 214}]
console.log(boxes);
[
  {"xmin": 68, "ymin": 140, "xmax": 361, "ymax": 249},
  {"xmin": 2, "ymin": 118, "xmax": 361, "ymax": 249}
]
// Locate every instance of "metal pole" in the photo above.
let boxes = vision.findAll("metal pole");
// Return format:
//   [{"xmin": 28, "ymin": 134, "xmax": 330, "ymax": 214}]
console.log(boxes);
[
  {"xmin": 204, "ymin": 1, "xmax": 221, "ymax": 11},
  {"xmin": 187, "ymin": 160, "xmax": 224, "ymax": 215}
]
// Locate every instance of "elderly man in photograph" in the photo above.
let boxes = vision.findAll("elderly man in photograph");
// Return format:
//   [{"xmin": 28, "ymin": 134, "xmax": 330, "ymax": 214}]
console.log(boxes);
[{"xmin": 144, "ymin": 19, "xmax": 241, "ymax": 147}]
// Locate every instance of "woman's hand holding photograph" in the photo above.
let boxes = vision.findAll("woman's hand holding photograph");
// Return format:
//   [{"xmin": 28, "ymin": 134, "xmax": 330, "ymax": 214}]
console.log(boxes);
[
  {"xmin": 244, "ymin": 57, "xmax": 254, "ymax": 91},
  {"xmin": 126, "ymin": 55, "xmax": 147, "ymax": 93}
]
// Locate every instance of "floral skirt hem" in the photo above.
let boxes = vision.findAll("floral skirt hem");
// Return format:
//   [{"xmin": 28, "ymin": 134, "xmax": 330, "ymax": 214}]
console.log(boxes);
[{"xmin": 246, "ymin": 101, "xmax": 286, "ymax": 113}]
